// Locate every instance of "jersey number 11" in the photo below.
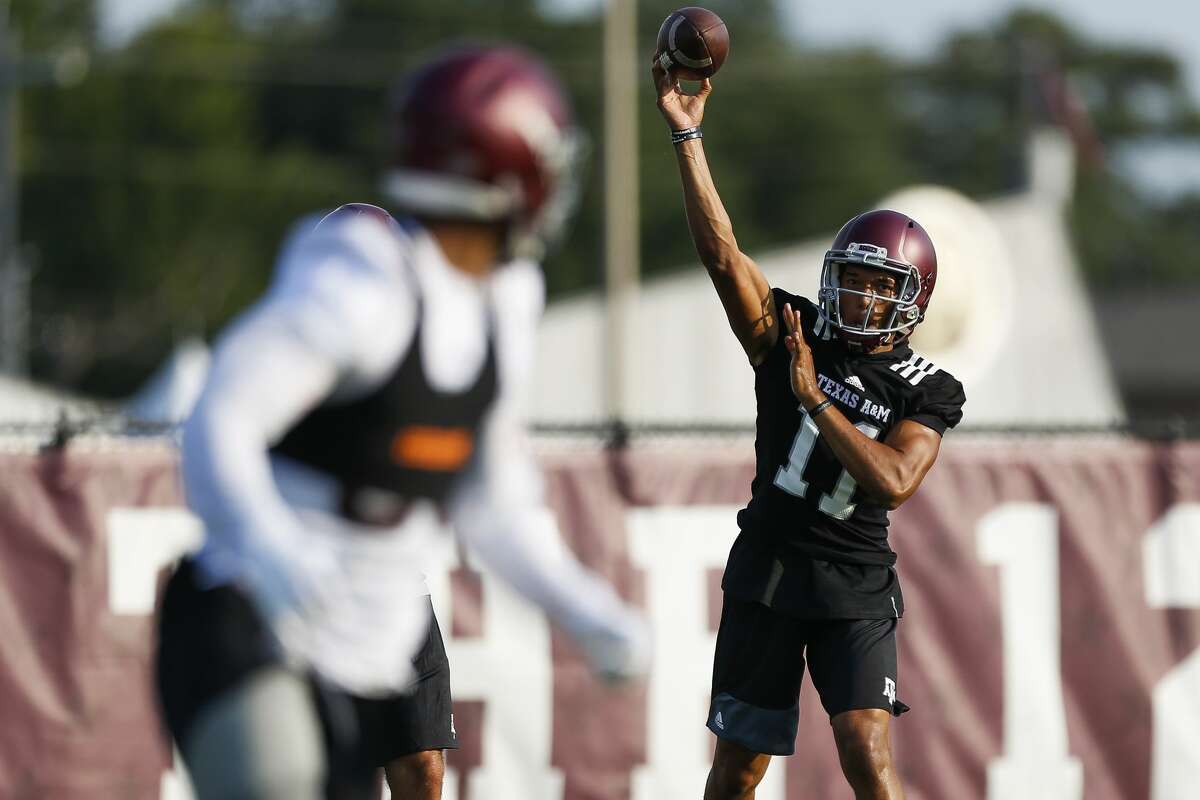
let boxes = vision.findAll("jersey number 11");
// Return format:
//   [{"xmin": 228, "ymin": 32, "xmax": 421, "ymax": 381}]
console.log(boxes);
[{"xmin": 773, "ymin": 408, "xmax": 881, "ymax": 520}]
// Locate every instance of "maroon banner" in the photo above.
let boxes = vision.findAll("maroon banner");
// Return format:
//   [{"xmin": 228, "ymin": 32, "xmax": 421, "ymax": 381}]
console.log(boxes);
[
  {"xmin": 0, "ymin": 445, "xmax": 182, "ymax": 799},
  {"xmin": 0, "ymin": 437, "xmax": 1197, "ymax": 800}
]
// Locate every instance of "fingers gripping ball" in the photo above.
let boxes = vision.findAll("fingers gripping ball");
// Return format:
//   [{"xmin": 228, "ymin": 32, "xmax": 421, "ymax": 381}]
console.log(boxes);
[{"xmin": 654, "ymin": 7, "xmax": 729, "ymax": 81}]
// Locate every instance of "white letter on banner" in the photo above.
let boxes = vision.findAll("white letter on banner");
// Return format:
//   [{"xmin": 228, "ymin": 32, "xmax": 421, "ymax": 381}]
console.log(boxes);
[
  {"xmin": 628, "ymin": 506, "xmax": 785, "ymax": 800},
  {"xmin": 107, "ymin": 507, "xmax": 203, "ymax": 616},
  {"xmin": 105, "ymin": 507, "xmax": 203, "ymax": 800},
  {"xmin": 1143, "ymin": 504, "xmax": 1200, "ymax": 800},
  {"xmin": 425, "ymin": 516, "xmax": 563, "ymax": 800},
  {"xmin": 977, "ymin": 503, "xmax": 1083, "ymax": 800},
  {"xmin": 159, "ymin": 746, "xmax": 195, "ymax": 800}
]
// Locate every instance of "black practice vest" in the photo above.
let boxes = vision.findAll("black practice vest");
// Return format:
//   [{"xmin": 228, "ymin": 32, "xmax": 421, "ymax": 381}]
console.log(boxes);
[{"xmin": 271, "ymin": 269, "xmax": 499, "ymax": 525}]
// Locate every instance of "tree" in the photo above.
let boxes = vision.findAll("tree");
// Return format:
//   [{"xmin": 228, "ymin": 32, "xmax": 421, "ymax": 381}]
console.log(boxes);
[
  {"xmin": 14, "ymin": 2, "xmax": 1200, "ymax": 397},
  {"xmin": 905, "ymin": 9, "xmax": 1200, "ymax": 287}
]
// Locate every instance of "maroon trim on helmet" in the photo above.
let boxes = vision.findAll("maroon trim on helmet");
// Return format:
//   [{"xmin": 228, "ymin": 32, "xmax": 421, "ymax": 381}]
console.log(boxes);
[{"xmin": 390, "ymin": 46, "xmax": 575, "ymax": 221}]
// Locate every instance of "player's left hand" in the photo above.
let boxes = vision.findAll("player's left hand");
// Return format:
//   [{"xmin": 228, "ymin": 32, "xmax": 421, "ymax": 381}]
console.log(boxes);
[{"xmin": 782, "ymin": 303, "xmax": 825, "ymax": 409}]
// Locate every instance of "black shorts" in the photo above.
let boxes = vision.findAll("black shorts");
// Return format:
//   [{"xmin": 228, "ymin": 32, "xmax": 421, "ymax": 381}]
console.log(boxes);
[
  {"xmin": 156, "ymin": 560, "xmax": 458, "ymax": 787},
  {"xmin": 352, "ymin": 611, "xmax": 458, "ymax": 765},
  {"xmin": 708, "ymin": 593, "xmax": 908, "ymax": 756}
]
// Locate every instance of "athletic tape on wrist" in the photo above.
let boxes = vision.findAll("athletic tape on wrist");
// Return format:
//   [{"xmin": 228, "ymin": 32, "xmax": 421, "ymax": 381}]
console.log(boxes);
[
  {"xmin": 671, "ymin": 126, "xmax": 703, "ymax": 145},
  {"xmin": 807, "ymin": 399, "xmax": 833, "ymax": 417}
]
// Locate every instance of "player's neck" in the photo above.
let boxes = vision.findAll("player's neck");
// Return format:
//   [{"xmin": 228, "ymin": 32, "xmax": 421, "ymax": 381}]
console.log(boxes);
[{"xmin": 421, "ymin": 218, "xmax": 506, "ymax": 278}]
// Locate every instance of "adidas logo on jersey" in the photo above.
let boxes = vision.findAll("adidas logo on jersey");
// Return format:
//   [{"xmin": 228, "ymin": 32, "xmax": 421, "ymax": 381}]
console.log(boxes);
[
  {"xmin": 714, "ymin": 711, "xmax": 725, "ymax": 730},
  {"xmin": 845, "ymin": 375, "xmax": 865, "ymax": 392}
]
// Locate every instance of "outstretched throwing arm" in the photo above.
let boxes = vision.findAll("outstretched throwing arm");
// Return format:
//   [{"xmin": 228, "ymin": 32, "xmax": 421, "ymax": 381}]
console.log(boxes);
[{"xmin": 652, "ymin": 63, "xmax": 778, "ymax": 366}]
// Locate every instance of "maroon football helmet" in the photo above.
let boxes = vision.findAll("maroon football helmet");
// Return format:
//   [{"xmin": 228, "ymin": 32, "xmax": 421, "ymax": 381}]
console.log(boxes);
[
  {"xmin": 818, "ymin": 209, "xmax": 938, "ymax": 349},
  {"xmin": 382, "ymin": 46, "xmax": 584, "ymax": 259}
]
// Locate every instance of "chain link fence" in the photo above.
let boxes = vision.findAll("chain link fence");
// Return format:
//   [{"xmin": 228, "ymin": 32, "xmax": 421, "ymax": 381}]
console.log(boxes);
[{"xmin": 1, "ymin": 413, "xmax": 1198, "ymax": 453}]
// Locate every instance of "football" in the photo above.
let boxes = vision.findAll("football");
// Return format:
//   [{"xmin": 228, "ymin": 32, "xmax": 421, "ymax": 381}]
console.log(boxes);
[{"xmin": 654, "ymin": 7, "xmax": 729, "ymax": 81}]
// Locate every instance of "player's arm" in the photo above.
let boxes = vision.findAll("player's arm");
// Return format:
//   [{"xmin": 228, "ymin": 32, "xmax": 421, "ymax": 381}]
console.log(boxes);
[
  {"xmin": 447, "ymin": 264, "xmax": 648, "ymax": 682},
  {"xmin": 447, "ymin": 405, "xmax": 650, "ymax": 683},
  {"xmin": 182, "ymin": 304, "xmax": 343, "ymax": 612},
  {"xmin": 183, "ymin": 212, "xmax": 411, "ymax": 617},
  {"xmin": 779, "ymin": 303, "xmax": 942, "ymax": 509},
  {"xmin": 652, "ymin": 63, "xmax": 778, "ymax": 366}
]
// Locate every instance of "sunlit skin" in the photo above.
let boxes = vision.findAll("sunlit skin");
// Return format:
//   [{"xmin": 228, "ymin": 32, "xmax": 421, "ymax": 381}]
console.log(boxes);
[
  {"xmin": 385, "ymin": 749, "xmax": 445, "ymax": 800},
  {"xmin": 836, "ymin": 263, "xmax": 901, "ymax": 338}
]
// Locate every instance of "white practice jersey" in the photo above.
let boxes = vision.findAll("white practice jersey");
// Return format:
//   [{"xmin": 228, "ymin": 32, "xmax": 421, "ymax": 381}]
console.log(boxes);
[{"xmin": 182, "ymin": 207, "xmax": 644, "ymax": 695}]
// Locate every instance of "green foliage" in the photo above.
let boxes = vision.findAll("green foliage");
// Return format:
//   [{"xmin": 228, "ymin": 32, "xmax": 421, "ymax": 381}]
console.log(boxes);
[
  {"xmin": 1070, "ymin": 169, "xmax": 1200, "ymax": 287},
  {"xmin": 12, "ymin": 1, "xmax": 1200, "ymax": 396},
  {"xmin": 20, "ymin": 3, "xmax": 366, "ymax": 392},
  {"xmin": 897, "ymin": 7, "xmax": 1200, "ymax": 290}
]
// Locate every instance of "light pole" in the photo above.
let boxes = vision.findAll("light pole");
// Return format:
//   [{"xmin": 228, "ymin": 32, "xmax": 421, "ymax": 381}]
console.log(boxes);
[{"xmin": 603, "ymin": 0, "xmax": 639, "ymax": 428}]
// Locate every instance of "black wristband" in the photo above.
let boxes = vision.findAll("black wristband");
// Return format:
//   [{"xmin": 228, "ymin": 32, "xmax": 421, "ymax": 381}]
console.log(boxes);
[
  {"xmin": 806, "ymin": 399, "xmax": 833, "ymax": 417},
  {"xmin": 671, "ymin": 126, "xmax": 702, "ymax": 145}
]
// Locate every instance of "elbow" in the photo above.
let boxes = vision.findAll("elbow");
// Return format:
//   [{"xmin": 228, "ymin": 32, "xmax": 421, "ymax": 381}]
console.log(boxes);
[
  {"xmin": 876, "ymin": 475, "xmax": 919, "ymax": 511},
  {"xmin": 870, "ymin": 485, "xmax": 903, "ymax": 511}
]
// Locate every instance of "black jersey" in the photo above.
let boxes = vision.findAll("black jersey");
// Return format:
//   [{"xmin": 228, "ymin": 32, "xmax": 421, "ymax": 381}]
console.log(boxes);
[{"xmin": 724, "ymin": 289, "xmax": 965, "ymax": 618}]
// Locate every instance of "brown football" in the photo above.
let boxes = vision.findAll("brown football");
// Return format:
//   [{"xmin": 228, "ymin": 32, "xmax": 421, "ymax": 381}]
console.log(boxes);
[{"xmin": 654, "ymin": 7, "xmax": 729, "ymax": 81}]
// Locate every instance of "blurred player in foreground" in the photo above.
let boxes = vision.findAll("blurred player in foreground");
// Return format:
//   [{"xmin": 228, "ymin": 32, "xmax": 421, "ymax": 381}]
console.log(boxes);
[
  {"xmin": 653, "ymin": 64, "xmax": 965, "ymax": 800},
  {"xmin": 156, "ymin": 47, "xmax": 649, "ymax": 800}
]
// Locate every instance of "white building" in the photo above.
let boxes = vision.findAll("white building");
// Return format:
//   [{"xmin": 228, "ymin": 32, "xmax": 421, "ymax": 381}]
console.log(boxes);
[{"xmin": 531, "ymin": 129, "xmax": 1125, "ymax": 428}]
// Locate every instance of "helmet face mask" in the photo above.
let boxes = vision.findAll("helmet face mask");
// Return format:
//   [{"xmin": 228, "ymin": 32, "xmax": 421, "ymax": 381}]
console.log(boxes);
[
  {"xmin": 817, "ymin": 211, "xmax": 938, "ymax": 350},
  {"xmin": 819, "ymin": 255, "xmax": 923, "ymax": 345}
]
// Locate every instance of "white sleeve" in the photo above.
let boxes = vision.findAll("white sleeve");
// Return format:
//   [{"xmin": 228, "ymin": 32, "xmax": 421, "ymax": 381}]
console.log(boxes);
[
  {"xmin": 266, "ymin": 211, "xmax": 416, "ymax": 385},
  {"xmin": 182, "ymin": 303, "xmax": 337, "ymax": 571},
  {"xmin": 446, "ymin": 267, "xmax": 648, "ymax": 680},
  {"xmin": 183, "ymin": 212, "xmax": 413, "ymax": 592},
  {"xmin": 447, "ymin": 405, "xmax": 648, "ymax": 680}
]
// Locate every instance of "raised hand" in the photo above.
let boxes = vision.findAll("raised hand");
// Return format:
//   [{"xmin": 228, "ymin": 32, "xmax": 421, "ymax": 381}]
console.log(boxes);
[
  {"xmin": 782, "ymin": 303, "xmax": 825, "ymax": 409},
  {"xmin": 651, "ymin": 61, "xmax": 712, "ymax": 132}
]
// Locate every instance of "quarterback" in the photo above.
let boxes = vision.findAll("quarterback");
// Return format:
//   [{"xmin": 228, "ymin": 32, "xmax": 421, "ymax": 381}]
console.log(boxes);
[{"xmin": 653, "ymin": 64, "xmax": 966, "ymax": 800}]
